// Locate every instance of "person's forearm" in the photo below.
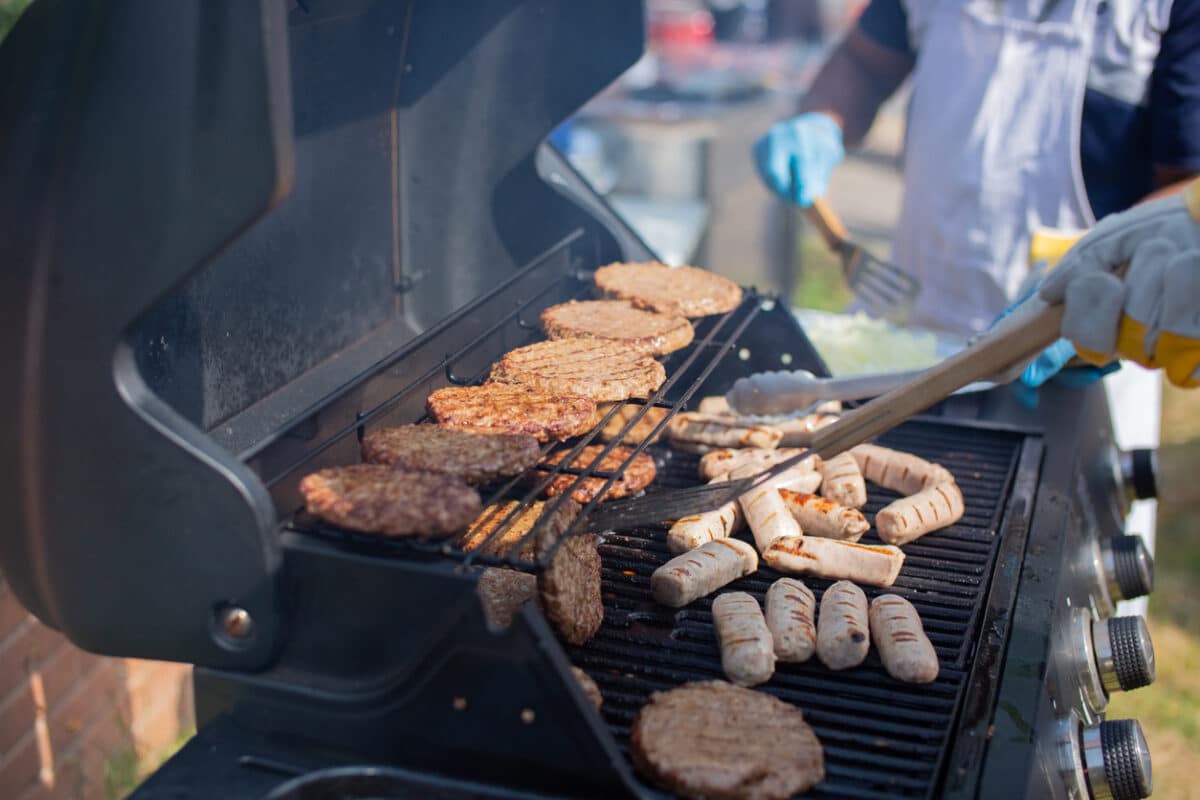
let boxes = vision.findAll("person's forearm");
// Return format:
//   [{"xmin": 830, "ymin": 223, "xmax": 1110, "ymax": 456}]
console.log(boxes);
[{"xmin": 799, "ymin": 29, "xmax": 914, "ymax": 149}]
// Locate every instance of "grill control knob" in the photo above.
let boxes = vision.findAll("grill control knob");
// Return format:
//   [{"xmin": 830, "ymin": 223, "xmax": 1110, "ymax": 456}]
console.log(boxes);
[
  {"xmin": 1082, "ymin": 720, "xmax": 1152, "ymax": 800},
  {"xmin": 1100, "ymin": 535, "xmax": 1154, "ymax": 601},
  {"xmin": 1119, "ymin": 448, "xmax": 1158, "ymax": 502},
  {"xmin": 1093, "ymin": 616, "xmax": 1155, "ymax": 693}
]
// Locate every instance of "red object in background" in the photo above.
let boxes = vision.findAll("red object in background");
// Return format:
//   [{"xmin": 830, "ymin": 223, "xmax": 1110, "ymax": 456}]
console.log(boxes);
[{"xmin": 648, "ymin": 6, "xmax": 715, "ymax": 47}]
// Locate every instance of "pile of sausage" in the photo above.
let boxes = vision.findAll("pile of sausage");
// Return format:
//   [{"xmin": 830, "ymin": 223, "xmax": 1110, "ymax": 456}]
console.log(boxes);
[
  {"xmin": 649, "ymin": 397, "xmax": 964, "ymax": 686},
  {"xmin": 709, "ymin": 579, "xmax": 939, "ymax": 687}
]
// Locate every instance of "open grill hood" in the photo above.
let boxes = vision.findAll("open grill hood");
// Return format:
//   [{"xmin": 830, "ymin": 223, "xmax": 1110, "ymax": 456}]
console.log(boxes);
[{"xmin": 0, "ymin": 0, "xmax": 645, "ymax": 669}]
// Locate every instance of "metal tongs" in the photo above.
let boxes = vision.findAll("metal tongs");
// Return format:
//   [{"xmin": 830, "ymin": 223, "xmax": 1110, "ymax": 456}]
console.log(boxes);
[{"xmin": 581, "ymin": 297, "xmax": 1064, "ymax": 532}]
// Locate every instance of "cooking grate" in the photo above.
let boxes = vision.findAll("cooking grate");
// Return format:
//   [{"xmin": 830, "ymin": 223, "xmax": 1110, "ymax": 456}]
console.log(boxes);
[{"xmin": 569, "ymin": 421, "xmax": 1031, "ymax": 799}]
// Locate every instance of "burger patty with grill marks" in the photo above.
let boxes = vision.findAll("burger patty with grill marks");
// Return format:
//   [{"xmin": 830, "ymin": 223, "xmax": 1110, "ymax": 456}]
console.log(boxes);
[
  {"xmin": 426, "ymin": 384, "xmax": 597, "ymax": 442},
  {"xmin": 593, "ymin": 261, "xmax": 743, "ymax": 318},
  {"xmin": 361, "ymin": 424, "xmax": 540, "ymax": 484},
  {"xmin": 538, "ymin": 533, "xmax": 603, "ymax": 645},
  {"xmin": 299, "ymin": 465, "xmax": 480, "ymax": 538},
  {"xmin": 631, "ymin": 680, "xmax": 825, "ymax": 800},
  {"xmin": 529, "ymin": 444, "xmax": 656, "ymax": 503},
  {"xmin": 540, "ymin": 299, "xmax": 694, "ymax": 356},
  {"xmin": 489, "ymin": 339, "xmax": 666, "ymax": 403}
]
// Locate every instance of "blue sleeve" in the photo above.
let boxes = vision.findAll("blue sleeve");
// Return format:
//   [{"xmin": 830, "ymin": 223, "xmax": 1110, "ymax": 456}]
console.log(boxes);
[
  {"xmin": 1150, "ymin": 0, "xmax": 1200, "ymax": 170},
  {"xmin": 857, "ymin": 0, "xmax": 913, "ymax": 55}
]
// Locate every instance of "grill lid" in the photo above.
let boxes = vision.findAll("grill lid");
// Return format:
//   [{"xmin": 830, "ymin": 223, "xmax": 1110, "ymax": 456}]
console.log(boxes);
[{"xmin": 0, "ymin": 0, "xmax": 644, "ymax": 667}]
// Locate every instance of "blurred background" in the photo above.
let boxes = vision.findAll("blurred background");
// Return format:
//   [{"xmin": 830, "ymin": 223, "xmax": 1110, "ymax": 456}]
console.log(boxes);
[{"xmin": 0, "ymin": 0, "xmax": 1195, "ymax": 797}]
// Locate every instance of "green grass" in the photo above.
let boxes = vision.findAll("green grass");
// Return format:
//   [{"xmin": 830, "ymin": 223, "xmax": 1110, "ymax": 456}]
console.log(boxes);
[{"xmin": 0, "ymin": 0, "xmax": 33, "ymax": 43}]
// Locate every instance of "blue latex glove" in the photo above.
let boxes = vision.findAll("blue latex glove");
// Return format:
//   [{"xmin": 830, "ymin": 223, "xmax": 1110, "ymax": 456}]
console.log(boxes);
[
  {"xmin": 753, "ymin": 112, "xmax": 845, "ymax": 207},
  {"xmin": 1012, "ymin": 338, "xmax": 1120, "ymax": 409}
]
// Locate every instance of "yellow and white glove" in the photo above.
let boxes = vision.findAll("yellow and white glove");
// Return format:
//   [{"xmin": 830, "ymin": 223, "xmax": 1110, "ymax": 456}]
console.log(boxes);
[{"xmin": 1039, "ymin": 179, "xmax": 1200, "ymax": 388}]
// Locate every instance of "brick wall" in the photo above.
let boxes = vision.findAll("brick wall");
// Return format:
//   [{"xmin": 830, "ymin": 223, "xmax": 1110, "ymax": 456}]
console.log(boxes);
[{"xmin": 0, "ymin": 577, "xmax": 194, "ymax": 800}]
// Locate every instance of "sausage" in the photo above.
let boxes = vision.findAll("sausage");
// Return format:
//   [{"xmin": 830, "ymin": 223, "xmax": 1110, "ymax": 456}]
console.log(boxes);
[
  {"xmin": 712, "ymin": 592, "xmax": 776, "ymax": 686},
  {"xmin": 762, "ymin": 536, "xmax": 905, "ymax": 587},
  {"xmin": 776, "ymin": 413, "xmax": 840, "ymax": 447},
  {"xmin": 819, "ymin": 452, "xmax": 867, "ymax": 508},
  {"xmin": 651, "ymin": 538, "xmax": 758, "ymax": 607},
  {"xmin": 850, "ymin": 444, "xmax": 954, "ymax": 495},
  {"xmin": 667, "ymin": 412, "xmax": 783, "ymax": 450},
  {"xmin": 764, "ymin": 578, "xmax": 817, "ymax": 662},
  {"xmin": 666, "ymin": 476, "xmax": 744, "ymax": 553},
  {"xmin": 738, "ymin": 483, "xmax": 801, "ymax": 553},
  {"xmin": 697, "ymin": 447, "xmax": 819, "ymax": 482},
  {"xmin": 696, "ymin": 396, "xmax": 840, "ymax": 417},
  {"xmin": 875, "ymin": 481, "xmax": 965, "ymax": 545},
  {"xmin": 778, "ymin": 489, "xmax": 870, "ymax": 542},
  {"xmin": 869, "ymin": 594, "xmax": 939, "ymax": 683},
  {"xmin": 816, "ymin": 580, "xmax": 870, "ymax": 670}
]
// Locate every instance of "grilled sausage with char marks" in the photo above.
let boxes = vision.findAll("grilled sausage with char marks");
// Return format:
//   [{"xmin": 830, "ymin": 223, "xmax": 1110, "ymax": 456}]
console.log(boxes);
[
  {"xmin": 875, "ymin": 481, "xmax": 965, "ymax": 545},
  {"xmin": 651, "ymin": 538, "xmax": 758, "ymax": 608},
  {"xmin": 850, "ymin": 443, "xmax": 954, "ymax": 495},
  {"xmin": 819, "ymin": 451, "xmax": 867, "ymax": 508},
  {"xmin": 778, "ymin": 489, "xmax": 869, "ymax": 542},
  {"xmin": 764, "ymin": 578, "xmax": 817, "ymax": 663},
  {"xmin": 762, "ymin": 536, "xmax": 905, "ymax": 587},
  {"xmin": 816, "ymin": 580, "xmax": 870, "ymax": 670},
  {"xmin": 712, "ymin": 592, "xmax": 776, "ymax": 687},
  {"xmin": 869, "ymin": 594, "xmax": 939, "ymax": 683},
  {"xmin": 666, "ymin": 475, "xmax": 744, "ymax": 554}
]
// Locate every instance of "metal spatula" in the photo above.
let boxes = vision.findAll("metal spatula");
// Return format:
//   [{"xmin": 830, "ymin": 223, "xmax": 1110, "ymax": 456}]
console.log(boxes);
[
  {"xmin": 805, "ymin": 196, "xmax": 921, "ymax": 322},
  {"xmin": 581, "ymin": 297, "xmax": 1064, "ymax": 532}
]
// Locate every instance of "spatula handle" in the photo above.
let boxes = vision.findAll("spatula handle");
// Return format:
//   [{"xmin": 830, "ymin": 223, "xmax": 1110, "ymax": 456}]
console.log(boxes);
[
  {"xmin": 804, "ymin": 196, "xmax": 850, "ymax": 252},
  {"xmin": 807, "ymin": 299, "xmax": 1065, "ymax": 459}
]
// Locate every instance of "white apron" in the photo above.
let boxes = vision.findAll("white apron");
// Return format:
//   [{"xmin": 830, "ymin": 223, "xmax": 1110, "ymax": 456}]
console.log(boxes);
[
  {"xmin": 893, "ymin": 0, "xmax": 1159, "ymax": 589},
  {"xmin": 895, "ymin": 0, "xmax": 1097, "ymax": 337}
]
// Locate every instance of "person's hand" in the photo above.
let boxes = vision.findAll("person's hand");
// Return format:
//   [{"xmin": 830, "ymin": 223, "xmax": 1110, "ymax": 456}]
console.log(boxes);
[
  {"xmin": 1040, "ymin": 180, "xmax": 1200, "ymax": 387},
  {"xmin": 753, "ymin": 112, "xmax": 844, "ymax": 207}
]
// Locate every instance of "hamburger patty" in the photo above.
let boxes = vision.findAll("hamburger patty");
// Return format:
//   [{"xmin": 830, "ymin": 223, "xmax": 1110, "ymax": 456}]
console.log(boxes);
[
  {"xmin": 531, "ymin": 444, "xmax": 657, "ymax": 503},
  {"xmin": 631, "ymin": 680, "xmax": 825, "ymax": 800},
  {"xmin": 489, "ymin": 339, "xmax": 666, "ymax": 403},
  {"xmin": 538, "ymin": 533, "xmax": 604, "ymax": 645},
  {"xmin": 540, "ymin": 299, "xmax": 694, "ymax": 356},
  {"xmin": 299, "ymin": 465, "xmax": 480, "ymax": 538},
  {"xmin": 594, "ymin": 261, "xmax": 743, "ymax": 318},
  {"xmin": 361, "ymin": 424, "xmax": 539, "ymax": 484},
  {"xmin": 571, "ymin": 666, "xmax": 603, "ymax": 709},
  {"xmin": 457, "ymin": 498, "xmax": 581, "ymax": 560},
  {"xmin": 476, "ymin": 567, "xmax": 539, "ymax": 628},
  {"xmin": 426, "ymin": 384, "xmax": 597, "ymax": 442}
]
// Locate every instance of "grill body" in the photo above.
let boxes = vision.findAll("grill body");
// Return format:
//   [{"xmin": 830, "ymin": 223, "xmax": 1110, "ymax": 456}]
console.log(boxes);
[{"xmin": 0, "ymin": 2, "xmax": 1136, "ymax": 798}]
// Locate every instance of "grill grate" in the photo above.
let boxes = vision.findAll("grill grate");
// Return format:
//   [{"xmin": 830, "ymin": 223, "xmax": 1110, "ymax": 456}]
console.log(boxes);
[{"xmin": 569, "ymin": 422, "xmax": 1028, "ymax": 799}]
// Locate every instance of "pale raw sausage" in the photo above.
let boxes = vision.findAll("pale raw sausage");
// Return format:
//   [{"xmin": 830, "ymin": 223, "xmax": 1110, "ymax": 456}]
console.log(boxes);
[
  {"xmin": 651, "ymin": 539, "xmax": 758, "ymax": 607},
  {"xmin": 712, "ymin": 591, "xmax": 776, "ymax": 686},
  {"xmin": 816, "ymin": 581, "xmax": 870, "ymax": 670},
  {"xmin": 765, "ymin": 578, "xmax": 817, "ymax": 663},
  {"xmin": 869, "ymin": 594, "xmax": 939, "ymax": 683},
  {"xmin": 778, "ymin": 489, "xmax": 870, "ymax": 542}
]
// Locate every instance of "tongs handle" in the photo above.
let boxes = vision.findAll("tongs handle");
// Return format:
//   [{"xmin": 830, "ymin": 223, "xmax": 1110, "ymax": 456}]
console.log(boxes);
[
  {"xmin": 804, "ymin": 196, "xmax": 850, "ymax": 252},
  {"xmin": 805, "ymin": 298, "xmax": 1065, "ymax": 460}
]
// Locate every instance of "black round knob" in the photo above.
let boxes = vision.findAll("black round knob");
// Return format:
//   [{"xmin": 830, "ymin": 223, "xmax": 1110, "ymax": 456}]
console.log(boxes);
[
  {"xmin": 1092, "ymin": 719, "xmax": 1152, "ymax": 800},
  {"xmin": 1120, "ymin": 448, "xmax": 1158, "ymax": 501},
  {"xmin": 1095, "ymin": 616, "xmax": 1156, "ymax": 693},
  {"xmin": 1105, "ymin": 536, "xmax": 1154, "ymax": 600}
]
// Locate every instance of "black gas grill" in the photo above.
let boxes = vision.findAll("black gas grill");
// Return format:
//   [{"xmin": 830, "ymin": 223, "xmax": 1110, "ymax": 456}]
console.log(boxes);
[{"xmin": 0, "ymin": 2, "xmax": 1158, "ymax": 799}]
